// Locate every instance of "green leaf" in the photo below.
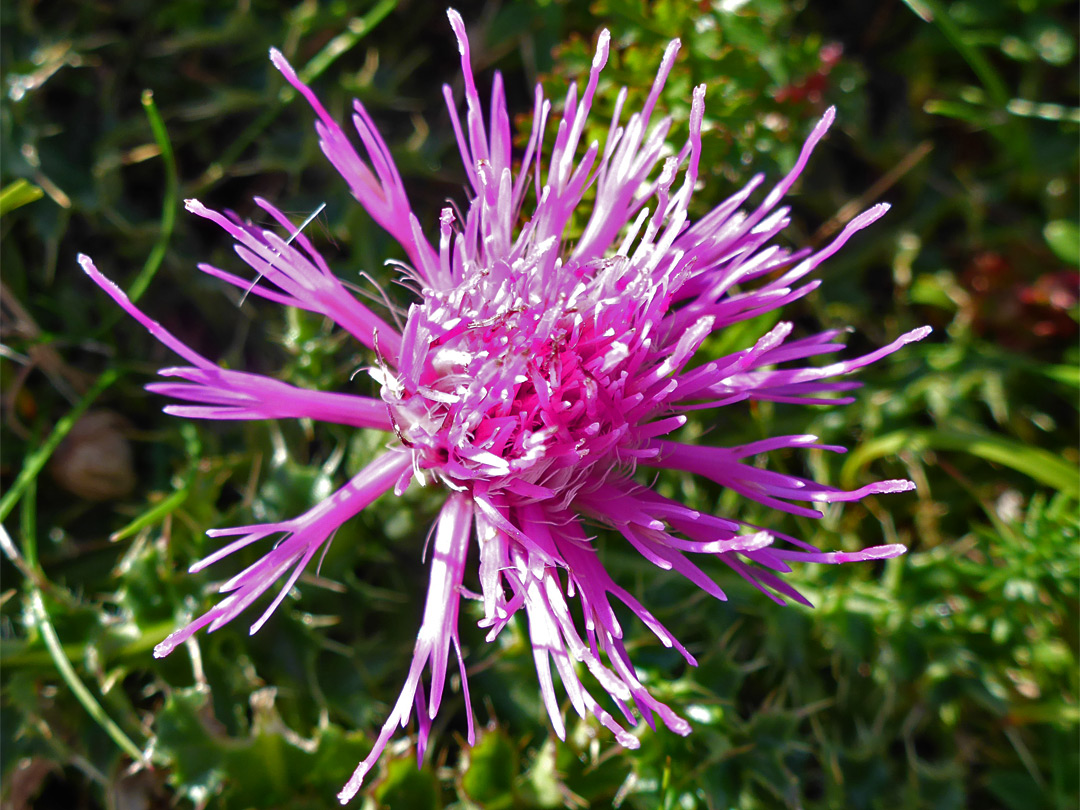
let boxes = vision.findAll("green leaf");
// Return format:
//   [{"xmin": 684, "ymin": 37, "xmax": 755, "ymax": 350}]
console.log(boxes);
[
  {"xmin": 374, "ymin": 755, "xmax": 441, "ymax": 810},
  {"xmin": 155, "ymin": 684, "xmax": 375, "ymax": 808},
  {"xmin": 923, "ymin": 97, "xmax": 996, "ymax": 124},
  {"xmin": 1043, "ymin": 220, "xmax": 1079, "ymax": 266},
  {"xmin": 1043, "ymin": 364, "xmax": 1080, "ymax": 388},
  {"xmin": 460, "ymin": 729, "xmax": 518, "ymax": 809},
  {"xmin": 841, "ymin": 429, "xmax": 1080, "ymax": 498},
  {"xmin": 154, "ymin": 687, "xmax": 227, "ymax": 807},
  {"xmin": 0, "ymin": 179, "xmax": 44, "ymax": 216},
  {"xmin": 985, "ymin": 771, "xmax": 1044, "ymax": 810}
]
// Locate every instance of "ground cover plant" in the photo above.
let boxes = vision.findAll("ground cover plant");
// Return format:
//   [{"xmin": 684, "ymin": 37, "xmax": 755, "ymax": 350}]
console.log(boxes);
[{"xmin": 1, "ymin": 1, "xmax": 1077, "ymax": 809}]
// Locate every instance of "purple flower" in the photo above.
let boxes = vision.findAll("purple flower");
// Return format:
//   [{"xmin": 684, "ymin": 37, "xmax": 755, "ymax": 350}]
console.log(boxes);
[{"xmin": 80, "ymin": 9, "xmax": 929, "ymax": 803}]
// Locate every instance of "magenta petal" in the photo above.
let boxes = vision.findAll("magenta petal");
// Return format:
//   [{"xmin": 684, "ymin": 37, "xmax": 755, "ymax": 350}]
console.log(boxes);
[
  {"xmin": 337, "ymin": 493, "xmax": 473, "ymax": 803},
  {"xmin": 152, "ymin": 451, "xmax": 409, "ymax": 659},
  {"xmin": 149, "ymin": 368, "xmax": 392, "ymax": 429},
  {"xmin": 79, "ymin": 255, "xmax": 210, "ymax": 368}
]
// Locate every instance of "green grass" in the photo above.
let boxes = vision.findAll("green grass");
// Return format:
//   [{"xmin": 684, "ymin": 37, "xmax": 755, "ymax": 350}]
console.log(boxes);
[{"xmin": 2, "ymin": 1, "xmax": 1076, "ymax": 808}]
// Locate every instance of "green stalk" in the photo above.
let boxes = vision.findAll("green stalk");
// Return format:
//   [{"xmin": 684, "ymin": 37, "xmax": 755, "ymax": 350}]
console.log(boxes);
[
  {"xmin": 194, "ymin": 0, "xmax": 398, "ymax": 192},
  {"xmin": 125, "ymin": 90, "xmax": 179, "ymax": 304},
  {"xmin": 29, "ymin": 590, "xmax": 149, "ymax": 764},
  {"xmin": 841, "ymin": 429, "xmax": 1079, "ymax": 499},
  {"xmin": 0, "ymin": 368, "xmax": 119, "ymax": 524},
  {"xmin": 7, "ymin": 481, "xmax": 148, "ymax": 764}
]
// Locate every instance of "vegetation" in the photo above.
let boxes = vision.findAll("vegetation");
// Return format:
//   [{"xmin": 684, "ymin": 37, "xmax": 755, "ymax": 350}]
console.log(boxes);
[{"xmin": 2, "ymin": 1, "xmax": 1076, "ymax": 807}]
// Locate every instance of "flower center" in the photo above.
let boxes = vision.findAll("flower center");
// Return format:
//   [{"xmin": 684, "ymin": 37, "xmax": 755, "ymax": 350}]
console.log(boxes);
[{"xmin": 378, "ymin": 261, "xmax": 642, "ymax": 495}]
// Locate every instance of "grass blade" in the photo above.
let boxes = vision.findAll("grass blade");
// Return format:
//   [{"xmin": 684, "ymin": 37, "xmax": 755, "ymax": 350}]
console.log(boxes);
[
  {"xmin": 0, "ymin": 369, "xmax": 120, "ymax": 524},
  {"xmin": 125, "ymin": 90, "xmax": 178, "ymax": 304},
  {"xmin": 841, "ymin": 429, "xmax": 1079, "ymax": 499}
]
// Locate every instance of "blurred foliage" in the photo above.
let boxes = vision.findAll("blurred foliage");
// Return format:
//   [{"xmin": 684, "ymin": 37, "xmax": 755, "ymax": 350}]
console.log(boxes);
[{"xmin": 1, "ymin": 0, "xmax": 1077, "ymax": 809}]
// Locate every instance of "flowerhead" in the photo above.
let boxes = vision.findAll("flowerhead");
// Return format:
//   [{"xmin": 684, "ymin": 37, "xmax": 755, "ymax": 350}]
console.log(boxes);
[{"xmin": 80, "ymin": 8, "xmax": 929, "ymax": 803}]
